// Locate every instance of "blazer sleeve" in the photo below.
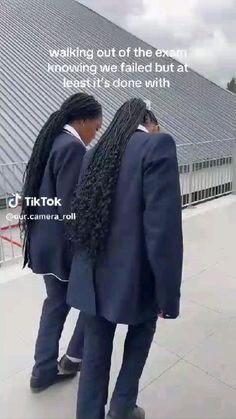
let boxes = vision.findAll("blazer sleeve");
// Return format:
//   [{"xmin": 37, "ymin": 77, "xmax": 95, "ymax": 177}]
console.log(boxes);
[
  {"xmin": 54, "ymin": 141, "xmax": 86, "ymax": 218},
  {"xmin": 143, "ymin": 133, "xmax": 183, "ymax": 319}
]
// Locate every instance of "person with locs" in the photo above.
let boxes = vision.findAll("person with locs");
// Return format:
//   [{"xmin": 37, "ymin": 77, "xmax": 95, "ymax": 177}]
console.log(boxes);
[
  {"xmin": 67, "ymin": 98, "xmax": 183, "ymax": 419},
  {"xmin": 136, "ymin": 108, "xmax": 160, "ymax": 134},
  {"xmin": 20, "ymin": 92, "xmax": 102, "ymax": 392}
]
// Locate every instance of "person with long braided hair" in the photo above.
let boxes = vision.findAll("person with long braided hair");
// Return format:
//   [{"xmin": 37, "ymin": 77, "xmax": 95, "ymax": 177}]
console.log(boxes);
[
  {"xmin": 136, "ymin": 109, "xmax": 160, "ymax": 134},
  {"xmin": 20, "ymin": 92, "xmax": 102, "ymax": 392},
  {"xmin": 67, "ymin": 98, "xmax": 183, "ymax": 419}
]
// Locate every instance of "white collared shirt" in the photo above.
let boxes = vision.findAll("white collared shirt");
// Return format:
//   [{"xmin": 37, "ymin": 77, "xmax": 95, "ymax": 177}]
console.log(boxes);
[
  {"xmin": 63, "ymin": 124, "xmax": 86, "ymax": 148},
  {"xmin": 137, "ymin": 124, "xmax": 149, "ymax": 133}
]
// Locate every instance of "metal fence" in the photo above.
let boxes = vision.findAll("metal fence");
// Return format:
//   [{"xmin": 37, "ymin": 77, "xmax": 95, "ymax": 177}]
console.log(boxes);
[
  {"xmin": 0, "ymin": 138, "xmax": 236, "ymax": 264},
  {"xmin": 177, "ymin": 138, "xmax": 235, "ymax": 207},
  {"xmin": 0, "ymin": 162, "xmax": 26, "ymax": 264}
]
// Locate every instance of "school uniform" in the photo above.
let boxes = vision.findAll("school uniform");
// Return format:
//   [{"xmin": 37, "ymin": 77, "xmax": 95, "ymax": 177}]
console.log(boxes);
[
  {"xmin": 67, "ymin": 132, "xmax": 183, "ymax": 419},
  {"xmin": 24, "ymin": 125, "xmax": 86, "ymax": 387},
  {"xmin": 136, "ymin": 124, "xmax": 149, "ymax": 133}
]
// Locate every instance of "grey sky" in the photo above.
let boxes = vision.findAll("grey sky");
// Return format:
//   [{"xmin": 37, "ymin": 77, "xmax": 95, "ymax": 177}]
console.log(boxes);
[{"xmin": 78, "ymin": 0, "xmax": 236, "ymax": 88}]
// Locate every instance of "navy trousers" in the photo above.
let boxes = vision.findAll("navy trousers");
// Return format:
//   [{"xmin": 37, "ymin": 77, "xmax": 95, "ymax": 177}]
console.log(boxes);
[
  {"xmin": 77, "ymin": 314, "xmax": 157, "ymax": 419},
  {"xmin": 32, "ymin": 275, "xmax": 84, "ymax": 383}
]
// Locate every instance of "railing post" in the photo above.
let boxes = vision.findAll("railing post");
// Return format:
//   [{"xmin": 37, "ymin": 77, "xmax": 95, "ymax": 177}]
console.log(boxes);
[
  {"xmin": 232, "ymin": 142, "xmax": 236, "ymax": 195},
  {"xmin": 188, "ymin": 143, "xmax": 194, "ymax": 206}
]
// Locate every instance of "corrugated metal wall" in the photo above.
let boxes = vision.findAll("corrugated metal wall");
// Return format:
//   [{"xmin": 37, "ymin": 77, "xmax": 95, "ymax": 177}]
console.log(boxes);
[{"xmin": 0, "ymin": 0, "xmax": 236, "ymax": 194}]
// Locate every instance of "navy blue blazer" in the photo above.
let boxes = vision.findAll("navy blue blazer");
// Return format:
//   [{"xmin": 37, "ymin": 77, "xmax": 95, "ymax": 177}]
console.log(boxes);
[
  {"xmin": 23, "ymin": 132, "xmax": 86, "ymax": 281},
  {"xmin": 67, "ymin": 132, "xmax": 183, "ymax": 324}
]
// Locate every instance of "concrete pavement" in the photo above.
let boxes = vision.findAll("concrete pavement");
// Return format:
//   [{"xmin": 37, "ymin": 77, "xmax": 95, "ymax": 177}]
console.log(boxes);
[{"xmin": 1, "ymin": 195, "xmax": 236, "ymax": 419}]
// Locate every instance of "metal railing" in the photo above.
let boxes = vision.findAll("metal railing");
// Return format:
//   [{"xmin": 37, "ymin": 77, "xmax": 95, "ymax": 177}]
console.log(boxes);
[
  {"xmin": 0, "ymin": 138, "xmax": 236, "ymax": 264},
  {"xmin": 177, "ymin": 138, "xmax": 236, "ymax": 207},
  {"xmin": 0, "ymin": 162, "xmax": 26, "ymax": 265}
]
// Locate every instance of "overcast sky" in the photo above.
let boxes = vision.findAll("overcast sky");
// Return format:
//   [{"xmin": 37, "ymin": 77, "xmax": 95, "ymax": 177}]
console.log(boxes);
[{"xmin": 78, "ymin": 0, "xmax": 236, "ymax": 88}]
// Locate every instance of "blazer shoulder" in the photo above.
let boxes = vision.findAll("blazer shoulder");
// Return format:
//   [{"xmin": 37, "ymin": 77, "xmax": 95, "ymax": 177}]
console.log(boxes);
[
  {"xmin": 148, "ymin": 133, "xmax": 175, "ymax": 148},
  {"xmin": 57, "ymin": 133, "xmax": 85, "ymax": 153},
  {"xmin": 145, "ymin": 133, "xmax": 176, "ymax": 160},
  {"xmin": 64, "ymin": 139, "xmax": 84, "ymax": 155},
  {"xmin": 51, "ymin": 132, "xmax": 84, "ymax": 154}
]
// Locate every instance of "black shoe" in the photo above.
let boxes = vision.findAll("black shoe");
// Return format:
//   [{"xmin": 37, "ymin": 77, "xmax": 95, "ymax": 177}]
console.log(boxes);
[
  {"xmin": 58, "ymin": 354, "xmax": 82, "ymax": 374},
  {"xmin": 30, "ymin": 371, "xmax": 77, "ymax": 393},
  {"xmin": 106, "ymin": 406, "xmax": 145, "ymax": 419}
]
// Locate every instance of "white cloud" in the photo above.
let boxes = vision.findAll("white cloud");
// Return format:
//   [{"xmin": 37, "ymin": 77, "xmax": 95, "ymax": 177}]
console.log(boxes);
[
  {"xmin": 78, "ymin": 0, "xmax": 236, "ymax": 87},
  {"xmin": 188, "ymin": 30, "xmax": 236, "ymax": 87}
]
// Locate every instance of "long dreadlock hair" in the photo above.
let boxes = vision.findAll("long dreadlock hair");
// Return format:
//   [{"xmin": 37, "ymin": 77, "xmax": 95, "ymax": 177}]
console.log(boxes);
[
  {"xmin": 69, "ymin": 98, "xmax": 149, "ymax": 261},
  {"xmin": 20, "ymin": 92, "xmax": 102, "ymax": 251}
]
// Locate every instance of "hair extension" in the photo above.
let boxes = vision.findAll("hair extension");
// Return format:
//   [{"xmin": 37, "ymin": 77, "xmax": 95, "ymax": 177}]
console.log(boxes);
[
  {"xmin": 20, "ymin": 92, "xmax": 102, "ymax": 253},
  {"xmin": 69, "ymin": 98, "xmax": 147, "ymax": 261}
]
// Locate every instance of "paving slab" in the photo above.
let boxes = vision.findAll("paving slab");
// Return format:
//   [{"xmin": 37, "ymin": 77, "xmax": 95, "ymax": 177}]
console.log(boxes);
[{"xmin": 139, "ymin": 360, "xmax": 236, "ymax": 419}]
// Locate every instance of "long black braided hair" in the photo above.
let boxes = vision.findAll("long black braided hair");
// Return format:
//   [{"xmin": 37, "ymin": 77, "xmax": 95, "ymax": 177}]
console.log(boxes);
[
  {"xmin": 20, "ymin": 92, "xmax": 102, "ymax": 251},
  {"xmin": 69, "ymin": 98, "xmax": 150, "ymax": 261}
]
